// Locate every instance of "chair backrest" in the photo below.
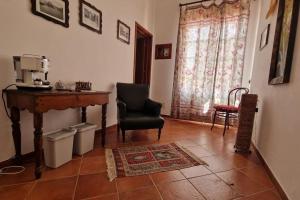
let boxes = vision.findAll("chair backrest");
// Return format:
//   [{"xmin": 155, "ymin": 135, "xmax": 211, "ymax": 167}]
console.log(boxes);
[
  {"xmin": 116, "ymin": 82, "xmax": 149, "ymax": 112},
  {"xmin": 228, "ymin": 87, "xmax": 249, "ymax": 106}
]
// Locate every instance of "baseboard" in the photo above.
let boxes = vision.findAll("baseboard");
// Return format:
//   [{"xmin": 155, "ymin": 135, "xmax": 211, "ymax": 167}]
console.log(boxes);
[
  {"xmin": 0, "ymin": 124, "xmax": 117, "ymax": 168},
  {"xmin": 95, "ymin": 124, "xmax": 117, "ymax": 135},
  {"xmin": 251, "ymin": 142, "xmax": 289, "ymax": 200}
]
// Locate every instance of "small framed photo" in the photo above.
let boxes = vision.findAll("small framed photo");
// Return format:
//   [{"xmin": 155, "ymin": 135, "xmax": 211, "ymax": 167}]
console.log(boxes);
[
  {"xmin": 117, "ymin": 20, "xmax": 130, "ymax": 44},
  {"xmin": 260, "ymin": 24, "xmax": 270, "ymax": 50},
  {"xmin": 155, "ymin": 44, "xmax": 172, "ymax": 59},
  {"xmin": 79, "ymin": 0, "xmax": 102, "ymax": 34},
  {"xmin": 31, "ymin": 0, "xmax": 69, "ymax": 27}
]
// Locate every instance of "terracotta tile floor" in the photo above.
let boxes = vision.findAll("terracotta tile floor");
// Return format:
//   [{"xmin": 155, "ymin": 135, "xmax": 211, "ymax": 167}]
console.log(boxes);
[{"xmin": 0, "ymin": 118, "xmax": 282, "ymax": 200}]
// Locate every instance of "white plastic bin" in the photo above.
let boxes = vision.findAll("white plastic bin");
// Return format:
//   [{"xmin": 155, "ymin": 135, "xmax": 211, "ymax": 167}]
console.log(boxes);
[
  {"xmin": 43, "ymin": 129, "xmax": 76, "ymax": 168},
  {"xmin": 71, "ymin": 123, "xmax": 97, "ymax": 155}
]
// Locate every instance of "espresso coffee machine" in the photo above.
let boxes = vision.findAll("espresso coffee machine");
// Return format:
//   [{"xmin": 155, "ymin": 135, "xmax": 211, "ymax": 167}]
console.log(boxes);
[{"xmin": 13, "ymin": 55, "xmax": 52, "ymax": 90}]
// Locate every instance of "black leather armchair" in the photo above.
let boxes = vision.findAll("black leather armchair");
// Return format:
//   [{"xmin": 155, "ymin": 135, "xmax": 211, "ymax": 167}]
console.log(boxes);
[{"xmin": 116, "ymin": 83, "xmax": 164, "ymax": 142}]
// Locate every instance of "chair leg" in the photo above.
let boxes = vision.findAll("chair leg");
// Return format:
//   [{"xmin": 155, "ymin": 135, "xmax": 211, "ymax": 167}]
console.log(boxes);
[
  {"xmin": 211, "ymin": 111, "xmax": 217, "ymax": 130},
  {"xmin": 227, "ymin": 117, "xmax": 230, "ymax": 130},
  {"xmin": 158, "ymin": 128, "xmax": 162, "ymax": 140},
  {"xmin": 117, "ymin": 123, "xmax": 120, "ymax": 134},
  {"xmin": 122, "ymin": 129, "xmax": 126, "ymax": 143},
  {"xmin": 223, "ymin": 112, "xmax": 229, "ymax": 136}
]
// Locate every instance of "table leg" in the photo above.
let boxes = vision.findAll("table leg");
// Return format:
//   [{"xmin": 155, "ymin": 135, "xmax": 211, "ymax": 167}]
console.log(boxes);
[
  {"xmin": 81, "ymin": 107, "xmax": 87, "ymax": 123},
  {"xmin": 34, "ymin": 112, "xmax": 43, "ymax": 179},
  {"xmin": 10, "ymin": 107, "xmax": 22, "ymax": 165},
  {"xmin": 101, "ymin": 104, "xmax": 107, "ymax": 147}
]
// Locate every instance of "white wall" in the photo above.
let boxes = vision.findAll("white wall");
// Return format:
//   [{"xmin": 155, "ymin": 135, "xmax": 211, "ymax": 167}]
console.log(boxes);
[
  {"xmin": 0, "ymin": 0, "xmax": 156, "ymax": 162},
  {"xmin": 151, "ymin": 0, "xmax": 260, "ymax": 115},
  {"xmin": 251, "ymin": 0, "xmax": 300, "ymax": 199},
  {"xmin": 150, "ymin": 0, "xmax": 180, "ymax": 114}
]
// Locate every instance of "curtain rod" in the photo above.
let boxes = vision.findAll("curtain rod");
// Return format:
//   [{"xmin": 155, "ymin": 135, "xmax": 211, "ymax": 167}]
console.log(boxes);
[
  {"xmin": 180, "ymin": 0, "xmax": 255, "ymax": 7},
  {"xmin": 179, "ymin": 0, "xmax": 212, "ymax": 7}
]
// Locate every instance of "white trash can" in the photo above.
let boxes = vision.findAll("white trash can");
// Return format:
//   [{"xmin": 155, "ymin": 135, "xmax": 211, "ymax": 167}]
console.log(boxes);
[
  {"xmin": 71, "ymin": 123, "xmax": 97, "ymax": 155},
  {"xmin": 43, "ymin": 129, "xmax": 76, "ymax": 168}
]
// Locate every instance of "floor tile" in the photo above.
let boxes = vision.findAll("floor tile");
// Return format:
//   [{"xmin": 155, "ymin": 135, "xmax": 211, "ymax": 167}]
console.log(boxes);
[
  {"xmin": 75, "ymin": 173, "xmax": 116, "ymax": 200},
  {"xmin": 158, "ymin": 179, "xmax": 205, "ymax": 200},
  {"xmin": 91, "ymin": 193, "xmax": 118, "ymax": 200},
  {"xmin": 239, "ymin": 166, "xmax": 274, "ymax": 188},
  {"xmin": 0, "ymin": 182, "xmax": 34, "ymax": 200},
  {"xmin": 190, "ymin": 174, "xmax": 241, "ymax": 200},
  {"xmin": 42, "ymin": 159, "xmax": 81, "ymax": 180},
  {"xmin": 80, "ymin": 156, "xmax": 107, "ymax": 175},
  {"xmin": 28, "ymin": 177, "xmax": 76, "ymax": 200},
  {"xmin": 217, "ymin": 169, "xmax": 269, "ymax": 196},
  {"xmin": 0, "ymin": 119, "xmax": 283, "ymax": 200},
  {"xmin": 119, "ymin": 186, "xmax": 161, "ymax": 200},
  {"xmin": 238, "ymin": 190, "xmax": 281, "ymax": 200},
  {"xmin": 0, "ymin": 163, "xmax": 36, "ymax": 186},
  {"xmin": 222, "ymin": 153, "xmax": 259, "ymax": 169},
  {"xmin": 185, "ymin": 146, "xmax": 215, "ymax": 158},
  {"xmin": 201, "ymin": 155, "xmax": 235, "ymax": 173},
  {"xmin": 83, "ymin": 147, "xmax": 106, "ymax": 158},
  {"xmin": 176, "ymin": 139, "xmax": 200, "ymax": 147},
  {"xmin": 72, "ymin": 154, "xmax": 83, "ymax": 160},
  {"xmin": 202, "ymin": 142, "xmax": 236, "ymax": 155},
  {"xmin": 180, "ymin": 165, "xmax": 212, "ymax": 178},
  {"xmin": 241, "ymin": 152, "xmax": 262, "ymax": 166},
  {"xmin": 150, "ymin": 170, "xmax": 186, "ymax": 184},
  {"xmin": 116, "ymin": 175, "xmax": 153, "ymax": 193}
]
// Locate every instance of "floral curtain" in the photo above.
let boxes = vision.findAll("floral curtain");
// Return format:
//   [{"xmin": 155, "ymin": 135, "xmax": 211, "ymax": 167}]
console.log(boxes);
[{"xmin": 171, "ymin": 0, "xmax": 250, "ymax": 122}]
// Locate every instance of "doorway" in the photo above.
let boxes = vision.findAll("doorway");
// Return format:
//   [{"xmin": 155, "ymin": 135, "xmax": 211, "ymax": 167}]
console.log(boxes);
[{"xmin": 134, "ymin": 22, "xmax": 153, "ymax": 85}]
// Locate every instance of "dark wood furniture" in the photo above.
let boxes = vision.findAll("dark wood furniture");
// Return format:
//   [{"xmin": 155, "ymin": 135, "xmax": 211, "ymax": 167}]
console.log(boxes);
[
  {"xmin": 5, "ymin": 89, "xmax": 110, "ymax": 179},
  {"xmin": 234, "ymin": 94, "xmax": 258, "ymax": 153}
]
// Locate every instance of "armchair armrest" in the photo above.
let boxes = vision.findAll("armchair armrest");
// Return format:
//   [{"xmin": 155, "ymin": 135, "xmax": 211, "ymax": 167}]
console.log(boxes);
[
  {"xmin": 144, "ymin": 99, "xmax": 162, "ymax": 116},
  {"xmin": 117, "ymin": 99, "xmax": 127, "ymax": 118}
]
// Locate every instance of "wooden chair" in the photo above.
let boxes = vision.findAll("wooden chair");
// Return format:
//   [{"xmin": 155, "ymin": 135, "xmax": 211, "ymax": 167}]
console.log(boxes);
[{"xmin": 211, "ymin": 87, "xmax": 249, "ymax": 136}]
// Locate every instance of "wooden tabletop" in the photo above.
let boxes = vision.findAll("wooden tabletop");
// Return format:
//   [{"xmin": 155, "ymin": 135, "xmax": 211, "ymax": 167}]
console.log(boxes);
[{"xmin": 5, "ymin": 89, "xmax": 111, "ymax": 96}]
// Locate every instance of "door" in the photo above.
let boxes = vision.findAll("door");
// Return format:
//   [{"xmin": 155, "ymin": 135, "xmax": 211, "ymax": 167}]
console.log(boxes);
[{"xmin": 134, "ymin": 23, "xmax": 153, "ymax": 85}]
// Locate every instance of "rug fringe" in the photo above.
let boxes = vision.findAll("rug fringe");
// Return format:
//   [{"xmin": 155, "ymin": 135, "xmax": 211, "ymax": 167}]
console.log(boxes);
[
  {"xmin": 105, "ymin": 148, "xmax": 117, "ymax": 182},
  {"xmin": 175, "ymin": 142, "xmax": 208, "ymax": 166}
]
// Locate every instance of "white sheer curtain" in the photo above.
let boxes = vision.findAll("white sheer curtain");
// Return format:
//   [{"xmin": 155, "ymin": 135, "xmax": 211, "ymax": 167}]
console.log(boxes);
[{"xmin": 171, "ymin": 0, "xmax": 250, "ymax": 122}]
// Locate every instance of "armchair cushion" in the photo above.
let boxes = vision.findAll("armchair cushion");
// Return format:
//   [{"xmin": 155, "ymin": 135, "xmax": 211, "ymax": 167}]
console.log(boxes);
[
  {"xmin": 144, "ymin": 99, "xmax": 162, "ymax": 116},
  {"xmin": 119, "ymin": 112, "xmax": 164, "ymax": 130},
  {"xmin": 214, "ymin": 104, "xmax": 239, "ymax": 113}
]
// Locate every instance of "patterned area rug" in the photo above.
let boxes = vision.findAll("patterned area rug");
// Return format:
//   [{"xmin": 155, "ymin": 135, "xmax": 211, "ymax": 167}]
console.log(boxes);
[{"xmin": 106, "ymin": 143, "xmax": 207, "ymax": 181}]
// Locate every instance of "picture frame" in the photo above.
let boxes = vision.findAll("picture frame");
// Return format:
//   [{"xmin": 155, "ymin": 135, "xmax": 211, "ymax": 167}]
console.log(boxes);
[
  {"xmin": 79, "ymin": 0, "xmax": 102, "ymax": 34},
  {"xmin": 31, "ymin": 0, "xmax": 69, "ymax": 27},
  {"xmin": 269, "ymin": 0, "xmax": 300, "ymax": 85},
  {"xmin": 117, "ymin": 20, "xmax": 130, "ymax": 44},
  {"xmin": 260, "ymin": 24, "xmax": 270, "ymax": 50},
  {"xmin": 155, "ymin": 44, "xmax": 172, "ymax": 59}
]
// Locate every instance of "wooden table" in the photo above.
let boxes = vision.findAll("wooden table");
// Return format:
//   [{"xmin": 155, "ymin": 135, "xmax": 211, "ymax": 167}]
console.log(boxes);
[{"xmin": 5, "ymin": 89, "xmax": 110, "ymax": 179}]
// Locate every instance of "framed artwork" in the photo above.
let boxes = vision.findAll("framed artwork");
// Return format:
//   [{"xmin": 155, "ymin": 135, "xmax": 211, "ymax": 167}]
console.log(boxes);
[
  {"xmin": 117, "ymin": 20, "xmax": 130, "ymax": 44},
  {"xmin": 79, "ymin": 0, "xmax": 102, "ymax": 34},
  {"xmin": 269, "ymin": 0, "xmax": 299, "ymax": 85},
  {"xmin": 31, "ymin": 0, "xmax": 69, "ymax": 27},
  {"xmin": 260, "ymin": 24, "xmax": 270, "ymax": 50},
  {"xmin": 155, "ymin": 44, "xmax": 172, "ymax": 59}
]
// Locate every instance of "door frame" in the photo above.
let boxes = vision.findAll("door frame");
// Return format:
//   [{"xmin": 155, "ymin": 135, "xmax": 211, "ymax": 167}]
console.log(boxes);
[{"xmin": 133, "ymin": 22, "xmax": 153, "ymax": 85}]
